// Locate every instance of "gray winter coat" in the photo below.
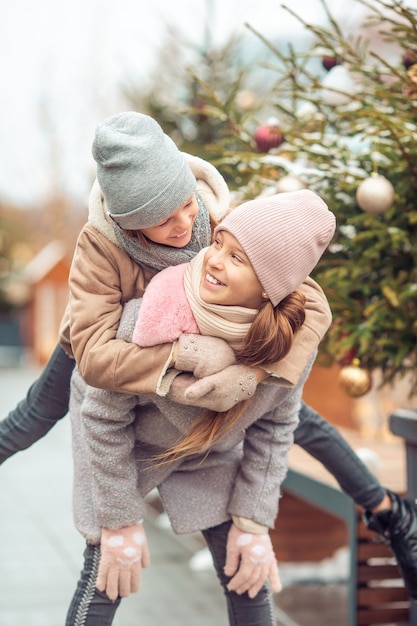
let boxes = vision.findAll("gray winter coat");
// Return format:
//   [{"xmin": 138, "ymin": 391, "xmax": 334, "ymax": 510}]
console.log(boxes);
[{"xmin": 70, "ymin": 301, "xmax": 316, "ymax": 544}]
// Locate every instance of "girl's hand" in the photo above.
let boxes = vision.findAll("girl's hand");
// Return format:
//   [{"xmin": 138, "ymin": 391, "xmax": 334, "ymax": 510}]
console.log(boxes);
[
  {"xmin": 224, "ymin": 523, "xmax": 282, "ymax": 599},
  {"xmin": 174, "ymin": 334, "xmax": 236, "ymax": 377},
  {"xmin": 183, "ymin": 364, "xmax": 258, "ymax": 412},
  {"xmin": 97, "ymin": 524, "xmax": 150, "ymax": 601}
]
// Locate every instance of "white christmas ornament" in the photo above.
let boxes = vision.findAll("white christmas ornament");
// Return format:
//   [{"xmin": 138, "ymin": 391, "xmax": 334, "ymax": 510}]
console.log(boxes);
[
  {"xmin": 275, "ymin": 175, "xmax": 307, "ymax": 193},
  {"xmin": 235, "ymin": 90, "xmax": 258, "ymax": 111},
  {"xmin": 356, "ymin": 174, "xmax": 395, "ymax": 214}
]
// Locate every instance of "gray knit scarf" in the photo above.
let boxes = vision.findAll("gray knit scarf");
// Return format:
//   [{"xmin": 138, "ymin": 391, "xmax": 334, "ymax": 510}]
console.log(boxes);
[{"xmin": 112, "ymin": 193, "xmax": 211, "ymax": 273}]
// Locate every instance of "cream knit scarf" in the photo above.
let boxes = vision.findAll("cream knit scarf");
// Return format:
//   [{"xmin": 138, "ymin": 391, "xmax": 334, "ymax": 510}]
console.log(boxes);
[{"xmin": 184, "ymin": 249, "xmax": 259, "ymax": 350}]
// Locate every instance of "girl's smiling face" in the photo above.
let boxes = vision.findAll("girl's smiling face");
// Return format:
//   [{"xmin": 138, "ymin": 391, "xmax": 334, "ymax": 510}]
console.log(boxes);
[
  {"xmin": 139, "ymin": 195, "xmax": 199, "ymax": 247},
  {"xmin": 200, "ymin": 230, "xmax": 264, "ymax": 309}
]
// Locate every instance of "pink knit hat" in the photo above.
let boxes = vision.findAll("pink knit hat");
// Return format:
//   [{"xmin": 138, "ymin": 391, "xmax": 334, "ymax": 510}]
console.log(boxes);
[{"xmin": 215, "ymin": 190, "xmax": 336, "ymax": 306}]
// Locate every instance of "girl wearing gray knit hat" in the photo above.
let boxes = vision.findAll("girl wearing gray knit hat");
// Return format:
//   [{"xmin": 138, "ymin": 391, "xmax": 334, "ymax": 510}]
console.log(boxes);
[{"xmin": 93, "ymin": 111, "xmax": 197, "ymax": 230}]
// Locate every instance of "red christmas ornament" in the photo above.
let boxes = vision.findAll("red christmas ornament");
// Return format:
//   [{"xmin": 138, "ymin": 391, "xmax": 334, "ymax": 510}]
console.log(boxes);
[
  {"xmin": 254, "ymin": 120, "xmax": 284, "ymax": 153},
  {"xmin": 402, "ymin": 49, "xmax": 417, "ymax": 70},
  {"xmin": 336, "ymin": 331, "xmax": 357, "ymax": 367},
  {"xmin": 322, "ymin": 55, "xmax": 340, "ymax": 71},
  {"xmin": 338, "ymin": 347, "xmax": 357, "ymax": 368}
]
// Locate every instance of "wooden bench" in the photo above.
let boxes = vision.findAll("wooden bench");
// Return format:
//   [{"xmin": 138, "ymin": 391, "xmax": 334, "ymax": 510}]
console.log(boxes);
[{"xmin": 271, "ymin": 427, "xmax": 411, "ymax": 626}]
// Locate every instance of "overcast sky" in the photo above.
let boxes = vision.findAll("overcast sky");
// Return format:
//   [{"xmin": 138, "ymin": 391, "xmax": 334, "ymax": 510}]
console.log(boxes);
[{"xmin": 0, "ymin": 0, "xmax": 377, "ymax": 205}]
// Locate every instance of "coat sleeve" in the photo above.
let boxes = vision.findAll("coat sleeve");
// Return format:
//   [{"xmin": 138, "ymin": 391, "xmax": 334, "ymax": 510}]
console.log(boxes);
[
  {"xmin": 81, "ymin": 384, "xmax": 146, "ymax": 529},
  {"xmin": 262, "ymin": 277, "xmax": 332, "ymax": 386},
  {"xmin": 67, "ymin": 225, "xmax": 175, "ymax": 395},
  {"xmin": 76, "ymin": 298, "xmax": 158, "ymax": 533},
  {"xmin": 227, "ymin": 353, "xmax": 316, "ymax": 528}
]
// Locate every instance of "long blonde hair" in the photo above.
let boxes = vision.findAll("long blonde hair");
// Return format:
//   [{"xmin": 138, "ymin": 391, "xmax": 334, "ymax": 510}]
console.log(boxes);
[{"xmin": 154, "ymin": 289, "xmax": 306, "ymax": 466}]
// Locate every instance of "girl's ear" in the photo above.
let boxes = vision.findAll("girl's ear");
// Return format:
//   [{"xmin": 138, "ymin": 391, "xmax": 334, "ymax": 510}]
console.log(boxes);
[{"xmin": 262, "ymin": 292, "xmax": 269, "ymax": 300}]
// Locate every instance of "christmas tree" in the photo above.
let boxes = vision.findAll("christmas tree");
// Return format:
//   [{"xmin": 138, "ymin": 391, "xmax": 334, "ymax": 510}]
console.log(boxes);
[{"xmin": 191, "ymin": 0, "xmax": 417, "ymax": 394}]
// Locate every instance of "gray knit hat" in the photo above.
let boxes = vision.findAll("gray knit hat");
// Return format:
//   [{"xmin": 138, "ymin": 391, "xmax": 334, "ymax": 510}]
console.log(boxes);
[
  {"xmin": 92, "ymin": 111, "xmax": 196, "ymax": 229},
  {"xmin": 215, "ymin": 190, "xmax": 336, "ymax": 306}
]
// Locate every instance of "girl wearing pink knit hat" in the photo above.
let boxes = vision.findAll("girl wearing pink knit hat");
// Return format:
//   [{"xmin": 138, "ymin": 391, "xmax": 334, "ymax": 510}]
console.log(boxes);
[{"xmin": 68, "ymin": 190, "xmax": 335, "ymax": 625}]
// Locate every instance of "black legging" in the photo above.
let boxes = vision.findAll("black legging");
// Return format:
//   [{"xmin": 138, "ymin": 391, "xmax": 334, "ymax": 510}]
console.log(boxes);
[{"xmin": 0, "ymin": 343, "xmax": 74, "ymax": 463}]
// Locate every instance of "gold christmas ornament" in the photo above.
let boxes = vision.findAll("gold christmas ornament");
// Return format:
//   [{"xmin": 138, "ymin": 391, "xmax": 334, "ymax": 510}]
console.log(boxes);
[
  {"xmin": 356, "ymin": 174, "xmax": 395, "ymax": 214},
  {"xmin": 339, "ymin": 359, "xmax": 372, "ymax": 398}
]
